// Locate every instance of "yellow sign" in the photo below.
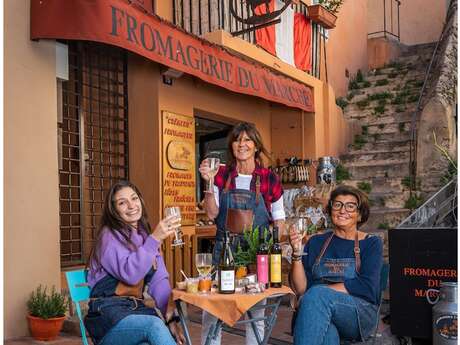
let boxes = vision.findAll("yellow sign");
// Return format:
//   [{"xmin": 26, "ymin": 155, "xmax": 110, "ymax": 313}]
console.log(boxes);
[{"xmin": 162, "ymin": 111, "xmax": 196, "ymax": 225}]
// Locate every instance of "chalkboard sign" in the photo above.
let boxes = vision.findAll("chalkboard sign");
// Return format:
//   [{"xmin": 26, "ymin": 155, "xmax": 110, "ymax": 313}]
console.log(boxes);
[{"xmin": 389, "ymin": 228, "xmax": 457, "ymax": 338}]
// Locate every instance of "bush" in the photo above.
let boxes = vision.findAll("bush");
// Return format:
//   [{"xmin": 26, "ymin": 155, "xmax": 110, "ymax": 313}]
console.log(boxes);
[
  {"xmin": 404, "ymin": 194, "xmax": 424, "ymax": 210},
  {"xmin": 373, "ymin": 105, "xmax": 386, "ymax": 115},
  {"xmin": 27, "ymin": 285, "xmax": 68, "ymax": 319},
  {"xmin": 347, "ymin": 91, "xmax": 358, "ymax": 101},
  {"xmin": 356, "ymin": 69, "xmax": 364, "ymax": 83},
  {"xmin": 357, "ymin": 181, "xmax": 372, "ymax": 194},
  {"xmin": 377, "ymin": 222, "xmax": 391, "ymax": 230},
  {"xmin": 336, "ymin": 164, "xmax": 351, "ymax": 183},
  {"xmin": 336, "ymin": 97, "xmax": 349, "ymax": 110},
  {"xmin": 407, "ymin": 94, "xmax": 419, "ymax": 103},
  {"xmin": 356, "ymin": 100, "xmax": 369, "ymax": 109},
  {"xmin": 361, "ymin": 125, "xmax": 368, "ymax": 135},
  {"xmin": 376, "ymin": 79, "xmax": 389, "ymax": 86},
  {"xmin": 234, "ymin": 227, "xmax": 272, "ymax": 266},
  {"xmin": 361, "ymin": 80, "xmax": 371, "ymax": 88},
  {"xmin": 353, "ymin": 135, "xmax": 368, "ymax": 149},
  {"xmin": 368, "ymin": 92, "xmax": 392, "ymax": 101},
  {"xmin": 399, "ymin": 122, "xmax": 406, "ymax": 132},
  {"xmin": 395, "ymin": 105, "xmax": 406, "ymax": 113},
  {"xmin": 378, "ymin": 123, "xmax": 385, "ymax": 130}
]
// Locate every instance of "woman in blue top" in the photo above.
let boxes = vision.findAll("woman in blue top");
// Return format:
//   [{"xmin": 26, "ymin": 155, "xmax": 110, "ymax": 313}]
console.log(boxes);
[{"xmin": 289, "ymin": 185, "xmax": 383, "ymax": 344}]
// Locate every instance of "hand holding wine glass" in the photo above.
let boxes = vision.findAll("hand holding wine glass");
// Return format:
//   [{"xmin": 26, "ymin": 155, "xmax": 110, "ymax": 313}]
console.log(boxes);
[
  {"xmin": 199, "ymin": 152, "xmax": 221, "ymax": 193},
  {"xmin": 289, "ymin": 217, "xmax": 309, "ymax": 256},
  {"xmin": 164, "ymin": 206, "xmax": 184, "ymax": 247}
]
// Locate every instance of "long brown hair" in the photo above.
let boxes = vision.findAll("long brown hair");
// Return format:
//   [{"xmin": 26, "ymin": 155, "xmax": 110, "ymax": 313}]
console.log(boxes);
[
  {"xmin": 226, "ymin": 122, "xmax": 271, "ymax": 168},
  {"xmin": 88, "ymin": 180, "xmax": 152, "ymax": 270}
]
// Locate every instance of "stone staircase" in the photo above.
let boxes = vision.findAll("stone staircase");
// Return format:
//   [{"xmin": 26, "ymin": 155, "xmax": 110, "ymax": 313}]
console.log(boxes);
[{"xmin": 339, "ymin": 43, "xmax": 436, "ymax": 235}]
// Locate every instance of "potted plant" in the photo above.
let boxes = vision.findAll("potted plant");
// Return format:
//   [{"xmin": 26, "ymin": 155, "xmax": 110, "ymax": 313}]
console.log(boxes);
[
  {"xmin": 234, "ymin": 227, "xmax": 273, "ymax": 275},
  {"xmin": 307, "ymin": 0, "xmax": 344, "ymax": 29},
  {"xmin": 26, "ymin": 285, "xmax": 68, "ymax": 341}
]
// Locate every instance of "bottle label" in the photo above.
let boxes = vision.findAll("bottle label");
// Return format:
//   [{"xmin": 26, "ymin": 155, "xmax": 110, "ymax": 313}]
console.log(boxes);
[
  {"xmin": 270, "ymin": 254, "xmax": 282, "ymax": 283},
  {"xmin": 257, "ymin": 254, "xmax": 269, "ymax": 284},
  {"xmin": 435, "ymin": 314, "xmax": 458, "ymax": 340},
  {"xmin": 220, "ymin": 270, "xmax": 235, "ymax": 291}
]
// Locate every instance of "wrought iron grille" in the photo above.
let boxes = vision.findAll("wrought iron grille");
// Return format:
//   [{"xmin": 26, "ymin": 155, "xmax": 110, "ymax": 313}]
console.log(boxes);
[
  {"xmin": 173, "ymin": 0, "xmax": 321, "ymax": 78},
  {"xmin": 59, "ymin": 42, "xmax": 129, "ymax": 266}
]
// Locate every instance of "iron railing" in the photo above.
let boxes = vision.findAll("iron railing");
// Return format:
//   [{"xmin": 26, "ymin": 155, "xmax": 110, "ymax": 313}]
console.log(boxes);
[
  {"xmin": 368, "ymin": 0, "xmax": 401, "ymax": 41},
  {"xmin": 173, "ymin": 0, "xmax": 322, "ymax": 78},
  {"xmin": 408, "ymin": 0, "xmax": 457, "ymax": 195},
  {"xmin": 397, "ymin": 179, "xmax": 457, "ymax": 229}
]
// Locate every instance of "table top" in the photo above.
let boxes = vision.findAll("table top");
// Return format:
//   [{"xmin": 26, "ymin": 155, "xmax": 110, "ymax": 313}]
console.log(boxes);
[{"xmin": 173, "ymin": 286, "xmax": 294, "ymax": 326}]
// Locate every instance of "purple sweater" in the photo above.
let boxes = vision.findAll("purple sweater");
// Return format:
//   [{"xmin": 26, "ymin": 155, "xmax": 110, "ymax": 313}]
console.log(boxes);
[{"xmin": 87, "ymin": 226, "xmax": 171, "ymax": 315}]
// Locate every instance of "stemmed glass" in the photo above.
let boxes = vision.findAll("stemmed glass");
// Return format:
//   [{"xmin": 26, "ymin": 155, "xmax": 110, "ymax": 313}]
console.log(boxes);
[
  {"xmin": 164, "ymin": 206, "xmax": 184, "ymax": 247},
  {"xmin": 290, "ymin": 217, "xmax": 309, "ymax": 256},
  {"xmin": 203, "ymin": 152, "xmax": 221, "ymax": 193},
  {"xmin": 195, "ymin": 253, "xmax": 213, "ymax": 277}
]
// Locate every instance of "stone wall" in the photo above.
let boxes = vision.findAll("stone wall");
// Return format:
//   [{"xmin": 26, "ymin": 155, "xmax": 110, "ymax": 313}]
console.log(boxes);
[{"xmin": 416, "ymin": 0, "xmax": 457, "ymax": 194}]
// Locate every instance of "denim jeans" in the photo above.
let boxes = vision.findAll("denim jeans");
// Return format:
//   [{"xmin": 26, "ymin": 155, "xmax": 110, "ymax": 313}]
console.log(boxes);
[
  {"xmin": 293, "ymin": 285, "xmax": 377, "ymax": 345},
  {"xmin": 201, "ymin": 300, "xmax": 266, "ymax": 345},
  {"xmin": 98, "ymin": 314, "xmax": 176, "ymax": 345}
]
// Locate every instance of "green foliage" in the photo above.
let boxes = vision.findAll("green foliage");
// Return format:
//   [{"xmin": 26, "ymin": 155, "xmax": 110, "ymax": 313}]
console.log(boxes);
[
  {"xmin": 378, "ymin": 123, "xmax": 385, "ymax": 130},
  {"xmin": 348, "ymin": 79, "xmax": 359, "ymax": 90},
  {"xmin": 404, "ymin": 194, "xmax": 424, "ymax": 210},
  {"xmin": 361, "ymin": 80, "xmax": 371, "ymax": 88},
  {"xmin": 234, "ymin": 227, "xmax": 272, "ymax": 266},
  {"xmin": 377, "ymin": 99, "xmax": 387, "ymax": 107},
  {"xmin": 356, "ymin": 99, "xmax": 369, "ymax": 109},
  {"xmin": 346, "ymin": 91, "xmax": 358, "ymax": 101},
  {"xmin": 353, "ymin": 134, "xmax": 368, "ymax": 149},
  {"xmin": 386, "ymin": 61, "xmax": 403, "ymax": 70},
  {"xmin": 372, "ymin": 133, "xmax": 381, "ymax": 141},
  {"xmin": 374, "ymin": 69, "xmax": 382, "ymax": 76},
  {"xmin": 376, "ymin": 79, "xmax": 389, "ymax": 86},
  {"xmin": 433, "ymin": 131, "xmax": 458, "ymax": 185},
  {"xmin": 414, "ymin": 80, "xmax": 424, "ymax": 88},
  {"xmin": 401, "ymin": 176, "xmax": 420, "ymax": 190},
  {"xmin": 367, "ymin": 92, "xmax": 392, "ymax": 101},
  {"xmin": 336, "ymin": 97, "xmax": 349, "ymax": 110},
  {"xmin": 398, "ymin": 122, "xmax": 406, "ymax": 132},
  {"xmin": 356, "ymin": 69, "xmax": 364, "ymax": 83},
  {"xmin": 407, "ymin": 94, "xmax": 419, "ymax": 103},
  {"xmin": 27, "ymin": 285, "xmax": 68, "ymax": 319},
  {"xmin": 377, "ymin": 222, "xmax": 391, "ymax": 230},
  {"xmin": 395, "ymin": 105, "xmax": 406, "ymax": 113},
  {"xmin": 336, "ymin": 164, "xmax": 351, "ymax": 183},
  {"xmin": 357, "ymin": 181, "xmax": 372, "ymax": 194},
  {"xmin": 361, "ymin": 125, "xmax": 368, "ymax": 135},
  {"xmin": 373, "ymin": 105, "xmax": 386, "ymax": 115},
  {"xmin": 317, "ymin": 0, "xmax": 345, "ymax": 15}
]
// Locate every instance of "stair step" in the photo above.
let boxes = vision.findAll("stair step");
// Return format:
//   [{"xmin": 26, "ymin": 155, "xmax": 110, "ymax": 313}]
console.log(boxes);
[
  {"xmin": 364, "ymin": 207, "xmax": 411, "ymax": 230},
  {"xmin": 341, "ymin": 149, "xmax": 410, "ymax": 163},
  {"xmin": 344, "ymin": 160, "xmax": 410, "ymax": 179},
  {"xmin": 344, "ymin": 177, "xmax": 408, "ymax": 193}
]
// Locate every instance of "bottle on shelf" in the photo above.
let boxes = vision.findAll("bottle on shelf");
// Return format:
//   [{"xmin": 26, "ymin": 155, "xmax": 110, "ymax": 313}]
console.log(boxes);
[
  {"xmin": 256, "ymin": 228, "xmax": 269, "ymax": 289},
  {"xmin": 218, "ymin": 231, "xmax": 235, "ymax": 294},
  {"xmin": 270, "ymin": 226, "xmax": 282, "ymax": 288}
]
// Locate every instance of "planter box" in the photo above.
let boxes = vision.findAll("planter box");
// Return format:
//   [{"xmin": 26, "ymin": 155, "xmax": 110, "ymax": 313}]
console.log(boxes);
[{"xmin": 307, "ymin": 4, "xmax": 337, "ymax": 29}]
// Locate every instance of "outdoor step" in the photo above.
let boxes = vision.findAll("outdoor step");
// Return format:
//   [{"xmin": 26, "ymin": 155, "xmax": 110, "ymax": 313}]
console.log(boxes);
[
  {"xmin": 345, "ymin": 103, "xmax": 418, "ymax": 120},
  {"xmin": 364, "ymin": 207, "xmax": 411, "ymax": 230},
  {"xmin": 344, "ymin": 160, "xmax": 410, "ymax": 180},
  {"xmin": 368, "ymin": 191, "xmax": 410, "ymax": 209},
  {"xmin": 344, "ymin": 177, "xmax": 408, "ymax": 194},
  {"xmin": 401, "ymin": 42, "xmax": 436, "ymax": 57},
  {"xmin": 341, "ymin": 149, "xmax": 410, "ymax": 164},
  {"xmin": 365, "ymin": 121, "xmax": 411, "ymax": 135},
  {"xmin": 358, "ymin": 139, "xmax": 411, "ymax": 152}
]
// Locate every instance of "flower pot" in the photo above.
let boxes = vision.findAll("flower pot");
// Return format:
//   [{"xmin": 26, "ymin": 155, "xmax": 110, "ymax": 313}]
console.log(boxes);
[
  {"xmin": 27, "ymin": 314, "xmax": 65, "ymax": 341},
  {"xmin": 247, "ymin": 263, "xmax": 257, "ymax": 275},
  {"xmin": 307, "ymin": 4, "xmax": 337, "ymax": 29}
]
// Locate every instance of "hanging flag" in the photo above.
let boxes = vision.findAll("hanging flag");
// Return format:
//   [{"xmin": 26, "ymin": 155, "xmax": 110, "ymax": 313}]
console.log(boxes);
[{"xmin": 255, "ymin": 0, "xmax": 312, "ymax": 72}]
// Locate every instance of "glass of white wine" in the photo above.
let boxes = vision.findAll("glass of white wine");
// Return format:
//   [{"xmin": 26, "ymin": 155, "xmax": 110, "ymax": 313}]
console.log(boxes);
[
  {"xmin": 164, "ymin": 206, "xmax": 184, "ymax": 247},
  {"xmin": 203, "ymin": 152, "xmax": 221, "ymax": 193},
  {"xmin": 291, "ymin": 217, "xmax": 309, "ymax": 256},
  {"xmin": 195, "ymin": 253, "xmax": 212, "ymax": 277}
]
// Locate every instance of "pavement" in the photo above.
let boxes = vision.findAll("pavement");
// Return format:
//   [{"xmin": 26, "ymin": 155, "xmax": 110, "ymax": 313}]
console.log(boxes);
[{"xmin": 4, "ymin": 300, "xmax": 417, "ymax": 345}]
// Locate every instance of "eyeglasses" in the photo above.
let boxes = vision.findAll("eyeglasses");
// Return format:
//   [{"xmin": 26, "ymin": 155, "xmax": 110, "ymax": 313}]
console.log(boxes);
[{"xmin": 331, "ymin": 200, "xmax": 359, "ymax": 213}]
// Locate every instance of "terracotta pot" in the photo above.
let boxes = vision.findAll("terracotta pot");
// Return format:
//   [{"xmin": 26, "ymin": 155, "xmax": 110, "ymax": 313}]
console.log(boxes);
[
  {"xmin": 27, "ymin": 314, "xmax": 65, "ymax": 341},
  {"xmin": 307, "ymin": 4, "xmax": 337, "ymax": 29},
  {"xmin": 247, "ymin": 263, "xmax": 257, "ymax": 275}
]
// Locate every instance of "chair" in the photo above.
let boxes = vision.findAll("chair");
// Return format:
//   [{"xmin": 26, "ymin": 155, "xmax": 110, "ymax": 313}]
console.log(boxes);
[{"xmin": 65, "ymin": 269, "xmax": 91, "ymax": 345}]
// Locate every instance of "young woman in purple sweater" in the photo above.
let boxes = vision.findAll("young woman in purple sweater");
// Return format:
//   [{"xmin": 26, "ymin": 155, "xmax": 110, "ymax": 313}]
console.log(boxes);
[{"xmin": 84, "ymin": 180, "xmax": 184, "ymax": 345}]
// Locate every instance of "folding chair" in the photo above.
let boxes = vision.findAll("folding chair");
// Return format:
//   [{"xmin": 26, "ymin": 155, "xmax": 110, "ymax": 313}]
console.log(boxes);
[{"xmin": 65, "ymin": 269, "xmax": 90, "ymax": 345}]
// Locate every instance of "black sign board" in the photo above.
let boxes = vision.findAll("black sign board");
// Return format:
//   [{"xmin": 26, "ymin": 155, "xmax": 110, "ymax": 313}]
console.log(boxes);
[{"xmin": 389, "ymin": 228, "xmax": 457, "ymax": 338}]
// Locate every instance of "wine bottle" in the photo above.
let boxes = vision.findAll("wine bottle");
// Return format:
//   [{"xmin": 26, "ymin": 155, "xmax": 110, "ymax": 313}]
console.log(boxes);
[
  {"xmin": 256, "ymin": 228, "xmax": 269, "ymax": 288},
  {"xmin": 218, "ymin": 231, "xmax": 235, "ymax": 294},
  {"xmin": 270, "ymin": 227, "xmax": 282, "ymax": 288}
]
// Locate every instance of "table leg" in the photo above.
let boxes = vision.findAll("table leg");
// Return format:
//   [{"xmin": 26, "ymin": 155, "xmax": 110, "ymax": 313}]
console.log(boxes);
[
  {"xmin": 204, "ymin": 318, "xmax": 223, "ymax": 345},
  {"xmin": 175, "ymin": 300, "xmax": 193, "ymax": 345}
]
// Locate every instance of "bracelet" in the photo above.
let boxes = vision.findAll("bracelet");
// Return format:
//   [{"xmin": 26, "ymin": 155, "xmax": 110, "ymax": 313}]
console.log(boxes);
[
  {"xmin": 166, "ymin": 315, "xmax": 181, "ymax": 325},
  {"xmin": 292, "ymin": 255, "xmax": 302, "ymax": 262}
]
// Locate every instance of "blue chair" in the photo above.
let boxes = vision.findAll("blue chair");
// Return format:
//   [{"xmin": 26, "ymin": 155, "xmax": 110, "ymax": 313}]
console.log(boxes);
[{"xmin": 65, "ymin": 269, "xmax": 90, "ymax": 345}]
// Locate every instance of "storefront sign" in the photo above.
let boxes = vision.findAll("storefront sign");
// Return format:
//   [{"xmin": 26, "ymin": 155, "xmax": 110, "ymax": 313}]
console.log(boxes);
[
  {"xmin": 31, "ymin": 0, "xmax": 314, "ymax": 112},
  {"xmin": 162, "ymin": 111, "xmax": 196, "ymax": 225}
]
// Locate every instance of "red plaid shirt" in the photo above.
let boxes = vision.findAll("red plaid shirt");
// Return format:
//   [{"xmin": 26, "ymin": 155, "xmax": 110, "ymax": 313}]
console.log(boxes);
[{"xmin": 214, "ymin": 164, "xmax": 284, "ymax": 217}]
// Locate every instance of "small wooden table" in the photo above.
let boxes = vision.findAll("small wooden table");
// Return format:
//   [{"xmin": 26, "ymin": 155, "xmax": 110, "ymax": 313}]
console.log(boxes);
[{"xmin": 173, "ymin": 286, "xmax": 293, "ymax": 345}]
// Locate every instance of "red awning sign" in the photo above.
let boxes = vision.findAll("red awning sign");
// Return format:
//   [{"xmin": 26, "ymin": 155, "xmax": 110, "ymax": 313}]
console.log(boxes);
[{"xmin": 31, "ymin": 0, "xmax": 314, "ymax": 112}]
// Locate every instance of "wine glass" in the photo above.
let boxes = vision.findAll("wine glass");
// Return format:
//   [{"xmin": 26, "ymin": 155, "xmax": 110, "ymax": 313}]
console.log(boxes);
[
  {"xmin": 164, "ymin": 206, "xmax": 184, "ymax": 247},
  {"xmin": 290, "ymin": 217, "xmax": 309, "ymax": 256},
  {"xmin": 195, "ymin": 253, "xmax": 213, "ymax": 277},
  {"xmin": 203, "ymin": 152, "xmax": 221, "ymax": 193}
]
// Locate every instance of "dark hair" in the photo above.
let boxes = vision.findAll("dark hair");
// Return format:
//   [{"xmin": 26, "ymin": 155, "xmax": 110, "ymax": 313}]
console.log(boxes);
[
  {"xmin": 326, "ymin": 185, "xmax": 370, "ymax": 228},
  {"xmin": 89, "ymin": 180, "xmax": 152, "ymax": 270},
  {"xmin": 226, "ymin": 122, "xmax": 270, "ymax": 168}
]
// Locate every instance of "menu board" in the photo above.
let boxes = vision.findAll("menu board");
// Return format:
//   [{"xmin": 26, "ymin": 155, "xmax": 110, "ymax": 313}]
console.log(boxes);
[{"xmin": 162, "ymin": 111, "xmax": 196, "ymax": 225}]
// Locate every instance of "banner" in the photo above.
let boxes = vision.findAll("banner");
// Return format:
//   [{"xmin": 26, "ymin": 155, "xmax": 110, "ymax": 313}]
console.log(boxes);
[
  {"xmin": 162, "ymin": 111, "xmax": 196, "ymax": 226},
  {"xmin": 31, "ymin": 0, "xmax": 314, "ymax": 112}
]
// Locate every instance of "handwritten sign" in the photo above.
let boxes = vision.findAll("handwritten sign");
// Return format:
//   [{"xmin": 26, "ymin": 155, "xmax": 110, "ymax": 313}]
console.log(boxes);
[{"xmin": 162, "ymin": 111, "xmax": 196, "ymax": 225}]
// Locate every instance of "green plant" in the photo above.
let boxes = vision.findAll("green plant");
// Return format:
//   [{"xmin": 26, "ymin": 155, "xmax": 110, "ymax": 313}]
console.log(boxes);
[
  {"xmin": 27, "ymin": 286, "xmax": 68, "ymax": 319},
  {"xmin": 374, "ymin": 69, "xmax": 382, "ymax": 76},
  {"xmin": 356, "ymin": 99, "xmax": 369, "ymax": 109},
  {"xmin": 336, "ymin": 164, "xmax": 351, "ymax": 183},
  {"xmin": 378, "ymin": 123, "xmax": 385, "ymax": 130},
  {"xmin": 368, "ymin": 92, "xmax": 392, "ymax": 101},
  {"xmin": 395, "ymin": 105, "xmax": 406, "ymax": 113},
  {"xmin": 356, "ymin": 69, "xmax": 364, "ymax": 83},
  {"xmin": 361, "ymin": 125, "xmax": 368, "ymax": 135},
  {"xmin": 433, "ymin": 131, "xmax": 458, "ymax": 184},
  {"xmin": 336, "ymin": 97, "xmax": 349, "ymax": 110},
  {"xmin": 372, "ymin": 133, "xmax": 380, "ymax": 141},
  {"xmin": 234, "ymin": 227, "xmax": 272, "ymax": 266},
  {"xmin": 401, "ymin": 176, "xmax": 420, "ymax": 190},
  {"xmin": 353, "ymin": 134, "xmax": 367, "ymax": 149},
  {"xmin": 357, "ymin": 181, "xmax": 372, "ymax": 194},
  {"xmin": 407, "ymin": 94, "xmax": 419, "ymax": 103},
  {"xmin": 348, "ymin": 79, "xmax": 359, "ymax": 90},
  {"xmin": 376, "ymin": 79, "xmax": 389, "ymax": 86},
  {"xmin": 361, "ymin": 80, "xmax": 371, "ymax": 88},
  {"xmin": 373, "ymin": 105, "xmax": 385, "ymax": 115},
  {"xmin": 377, "ymin": 222, "xmax": 391, "ymax": 230},
  {"xmin": 346, "ymin": 91, "xmax": 358, "ymax": 101},
  {"xmin": 317, "ymin": 0, "xmax": 345, "ymax": 15},
  {"xmin": 377, "ymin": 99, "xmax": 387, "ymax": 107},
  {"xmin": 398, "ymin": 122, "xmax": 406, "ymax": 132},
  {"xmin": 404, "ymin": 194, "xmax": 424, "ymax": 210}
]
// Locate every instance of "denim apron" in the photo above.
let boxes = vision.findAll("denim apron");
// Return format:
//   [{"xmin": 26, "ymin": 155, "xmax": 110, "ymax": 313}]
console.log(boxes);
[
  {"xmin": 84, "ymin": 268, "xmax": 159, "ymax": 345},
  {"xmin": 311, "ymin": 231, "xmax": 378, "ymax": 341},
  {"xmin": 212, "ymin": 174, "xmax": 271, "ymax": 266}
]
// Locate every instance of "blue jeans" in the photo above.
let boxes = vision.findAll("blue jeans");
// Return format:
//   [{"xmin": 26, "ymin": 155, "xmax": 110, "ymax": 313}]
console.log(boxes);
[
  {"xmin": 294, "ymin": 285, "xmax": 377, "ymax": 345},
  {"xmin": 98, "ymin": 314, "xmax": 176, "ymax": 345}
]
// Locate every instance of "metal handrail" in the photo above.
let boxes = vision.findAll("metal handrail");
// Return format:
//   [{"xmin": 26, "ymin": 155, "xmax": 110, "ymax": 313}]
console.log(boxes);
[
  {"xmin": 368, "ymin": 0, "xmax": 401, "ymax": 41},
  {"xmin": 408, "ymin": 0, "xmax": 457, "ymax": 195}
]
